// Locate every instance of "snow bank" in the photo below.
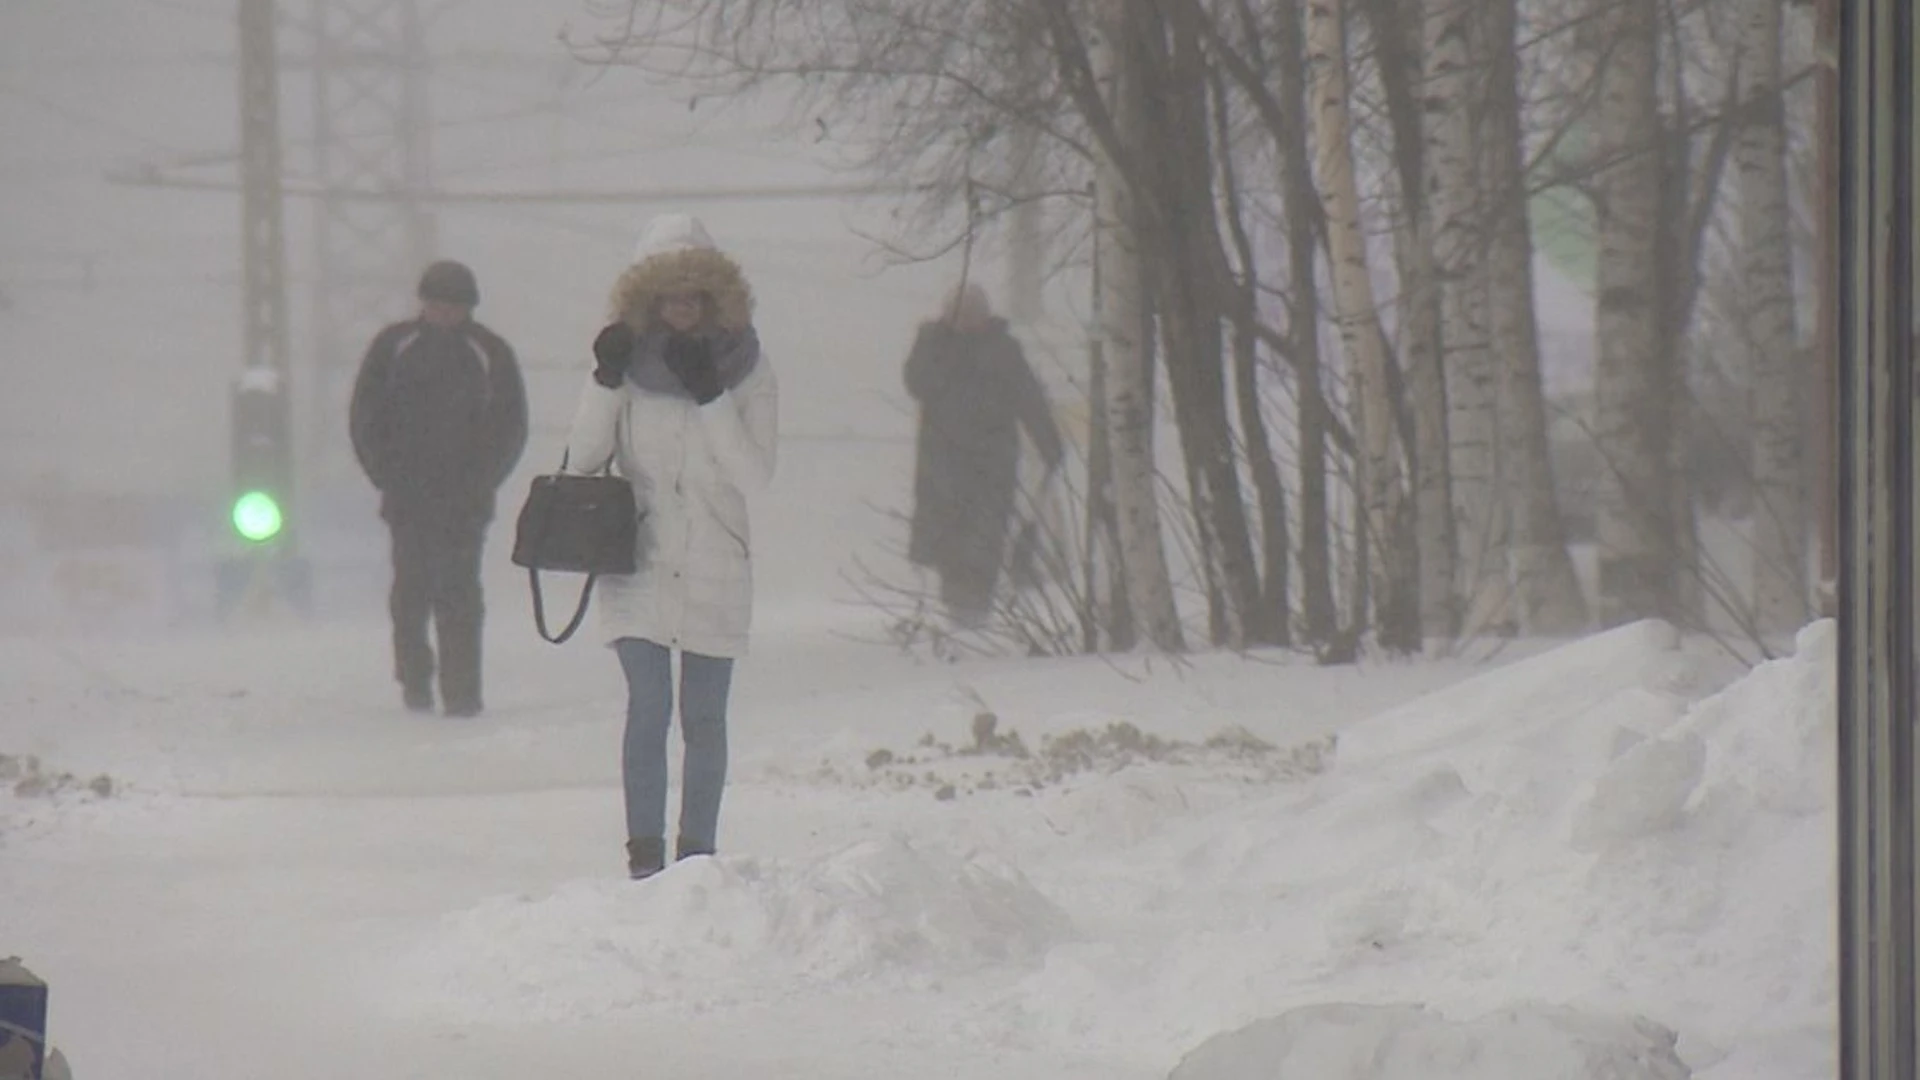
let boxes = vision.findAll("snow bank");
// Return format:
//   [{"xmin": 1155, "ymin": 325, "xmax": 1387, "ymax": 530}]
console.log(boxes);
[
  {"xmin": 1006, "ymin": 622, "xmax": 1835, "ymax": 1079},
  {"xmin": 381, "ymin": 834, "xmax": 1074, "ymax": 1023},
  {"xmin": 1335, "ymin": 619, "xmax": 1706, "ymax": 768},
  {"xmin": 1167, "ymin": 1002, "xmax": 1690, "ymax": 1080}
]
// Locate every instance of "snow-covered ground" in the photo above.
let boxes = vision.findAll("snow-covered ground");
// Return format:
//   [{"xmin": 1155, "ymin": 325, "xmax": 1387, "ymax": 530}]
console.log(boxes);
[{"xmin": 2, "ymin": 568, "xmax": 1835, "ymax": 1078}]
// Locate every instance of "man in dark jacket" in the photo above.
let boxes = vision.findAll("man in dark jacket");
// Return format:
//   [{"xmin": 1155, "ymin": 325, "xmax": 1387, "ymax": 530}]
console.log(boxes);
[
  {"xmin": 350, "ymin": 260, "xmax": 527, "ymax": 716},
  {"xmin": 905, "ymin": 283, "xmax": 1065, "ymax": 627}
]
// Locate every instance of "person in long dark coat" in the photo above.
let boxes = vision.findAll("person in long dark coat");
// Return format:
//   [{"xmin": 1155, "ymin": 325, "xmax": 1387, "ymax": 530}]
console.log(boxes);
[
  {"xmin": 905, "ymin": 283, "xmax": 1065, "ymax": 626},
  {"xmin": 349, "ymin": 260, "xmax": 528, "ymax": 717}
]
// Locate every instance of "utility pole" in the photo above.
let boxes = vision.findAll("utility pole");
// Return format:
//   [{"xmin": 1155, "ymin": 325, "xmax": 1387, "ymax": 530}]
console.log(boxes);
[
  {"xmin": 306, "ymin": 0, "xmax": 438, "ymax": 496},
  {"xmin": 225, "ymin": 0, "xmax": 307, "ymax": 615},
  {"xmin": 239, "ymin": 0, "xmax": 291, "ymax": 381}
]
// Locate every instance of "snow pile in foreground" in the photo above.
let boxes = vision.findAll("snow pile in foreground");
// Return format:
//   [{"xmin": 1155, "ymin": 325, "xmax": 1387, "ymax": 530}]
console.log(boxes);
[
  {"xmin": 1167, "ymin": 1001, "xmax": 1691, "ymax": 1080},
  {"xmin": 382, "ymin": 834, "xmax": 1074, "ymax": 1023},
  {"xmin": 1011, "ymin": 620, "xmax": 1835, "ymax": 1080}
]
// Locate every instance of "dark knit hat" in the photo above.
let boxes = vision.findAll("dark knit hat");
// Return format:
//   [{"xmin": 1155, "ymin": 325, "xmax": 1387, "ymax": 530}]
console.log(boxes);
[{"xmin": 418, "ymin": 260, "xmax": 479, "ymax": 306}]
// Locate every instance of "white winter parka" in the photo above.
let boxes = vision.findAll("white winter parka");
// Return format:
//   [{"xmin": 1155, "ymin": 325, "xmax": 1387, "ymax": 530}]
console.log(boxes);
[
  {"xmin": 563, "ymin": 360, "xmax": 777, "ymax": 658},
  {"xmin": 563, "ymin": 215, "xmax": 778, "ymax": 658}
]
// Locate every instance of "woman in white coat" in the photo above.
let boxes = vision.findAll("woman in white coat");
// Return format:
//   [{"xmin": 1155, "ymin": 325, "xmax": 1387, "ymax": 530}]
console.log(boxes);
[{"xmin": 565, "ymin": 213, "xmax": 778, "ymax": 880}]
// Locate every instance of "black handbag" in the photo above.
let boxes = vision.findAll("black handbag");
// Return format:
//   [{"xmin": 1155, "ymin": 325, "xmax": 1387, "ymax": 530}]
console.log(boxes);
[{"xmin": 510, "ymin": 454, "xmax": 641, "ymax": 644}]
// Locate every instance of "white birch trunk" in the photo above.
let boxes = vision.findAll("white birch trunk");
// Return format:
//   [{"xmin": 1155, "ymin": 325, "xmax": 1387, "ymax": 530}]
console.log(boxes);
[
  {"xmin": 1590, "ymin": 0, "xmax": 1673, "ymax": 627},
  {"xmin": 1092, "ymin": 6, "xmax": 1185, "ymax": 653},
  {"xmin": 1307, "ymin": 0, "xmax": 1420, "ymax": 651},
  {"xmin": 1422, "ymin": 0, "xmax": 1500, "ymax": 630}
]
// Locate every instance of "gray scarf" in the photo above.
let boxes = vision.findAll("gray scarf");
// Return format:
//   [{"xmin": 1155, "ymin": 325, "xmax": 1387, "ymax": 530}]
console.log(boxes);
[{"xmin": 626, "ymin": 326, "xmax": 761, "ymax": 399}]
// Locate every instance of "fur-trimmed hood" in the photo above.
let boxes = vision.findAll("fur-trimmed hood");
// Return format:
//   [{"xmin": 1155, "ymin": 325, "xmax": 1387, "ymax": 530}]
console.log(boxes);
[{"xmin": 608, "ymin": 213, "xmax": 754, "ymax": 334}]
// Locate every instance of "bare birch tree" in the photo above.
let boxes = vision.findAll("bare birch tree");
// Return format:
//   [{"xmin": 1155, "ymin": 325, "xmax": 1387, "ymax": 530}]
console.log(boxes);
[
  {"xmin": 1422, "ymin": 0, "xmax": 1500, "ymax": 634},
  {"xmin": 1482, "ymin": 0, "xmax": 1589, "ymax": 634},
  {"xmin": 1735, "ymin": 0, "xmax": 1808, "ymax": 632},
  {"xmin": 1590, "ymin": 0, "xmax": 1676, "ymax": 627},
  {"xmin": 1365, "ymin": 0, "xmax": 1456, "ymax": 644},
  {"xmin": 1088, "ymin": 1, "xmax": 1187, "ymax": 652},
  {"xmin": 1305, "ymin": 0, "xmax": 1420, "ymax": 652},
  {"xmin": 1180, "ymin": 0, "xmax": 1344, "ymax": 647}
]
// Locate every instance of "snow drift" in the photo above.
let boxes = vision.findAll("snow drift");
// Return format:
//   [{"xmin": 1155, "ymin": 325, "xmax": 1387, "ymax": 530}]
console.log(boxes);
[
  {"xmin": 1167, "ymin": 1001, "xmax": 1691, "ymax": 1080},
  {"xmin": 1006, "ymin": 621, "xmax": 1834, "ymax": 1080},
  {"xmin": 382, "ymin": 834, "xmax": 1074, "ymax": 1023}
]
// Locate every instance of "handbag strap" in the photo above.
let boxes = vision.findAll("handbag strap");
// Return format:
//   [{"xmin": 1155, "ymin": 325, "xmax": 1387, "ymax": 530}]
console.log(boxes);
[
  {"xmin": 528, "ymin": 567, "xmax": 598, "ymax": 645},
  {"xmin": 558, "ymin": 447, "xmax": 618, "ymax": 477}
]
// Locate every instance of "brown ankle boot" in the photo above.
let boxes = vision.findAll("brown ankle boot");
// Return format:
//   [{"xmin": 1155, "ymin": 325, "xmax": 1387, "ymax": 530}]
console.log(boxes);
[{"xmin": 627, "ymin": 837, "xmax": 665, "ymax": 880}]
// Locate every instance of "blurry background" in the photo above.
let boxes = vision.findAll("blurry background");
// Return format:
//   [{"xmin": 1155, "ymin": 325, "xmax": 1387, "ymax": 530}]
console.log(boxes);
[
  {"xmin": 0, "ymin": 0, "xmax": 1821, "ymax": 660},
  {"xmin": 0, "ymin": 0, "xmax": 1031, "ymax": 634}
]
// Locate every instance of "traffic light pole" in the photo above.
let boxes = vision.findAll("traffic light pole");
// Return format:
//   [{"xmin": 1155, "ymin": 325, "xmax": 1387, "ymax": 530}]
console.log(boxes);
[
  {"xmin": 228, "ymin": 0, "xmax": 308, "ymax": 617},
  {"xmin": 239, "ymin": 0, "xmax": 291, "ymax": 382}
]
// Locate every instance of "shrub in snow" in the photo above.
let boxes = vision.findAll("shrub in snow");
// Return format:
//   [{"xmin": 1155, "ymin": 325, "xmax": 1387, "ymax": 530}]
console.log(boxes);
[
  {"xmin": 0, "ymin": 754, "xmax": 115, "ymax": 800},
  {"xmin": 825, "ymin": 713, "xmax": 1333, "ymax": 800},
  {"xmin": 1167, "ymin": 1002, "xmax": 1691, "ymax": 1080}
]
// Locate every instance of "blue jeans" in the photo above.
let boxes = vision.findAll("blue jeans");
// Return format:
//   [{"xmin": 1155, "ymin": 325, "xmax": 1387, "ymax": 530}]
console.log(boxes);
[{"xmin": 614, "ymin": 638, "xmax": 735, "ymax": 852}]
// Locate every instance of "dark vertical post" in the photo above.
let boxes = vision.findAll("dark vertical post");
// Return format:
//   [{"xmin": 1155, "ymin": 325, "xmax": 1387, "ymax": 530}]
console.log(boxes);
[
  {"xmin": 1836, "ymin": 0, "xmax": 1917, "ymax": 1074},
  {"xmin": 238, "ymin": 0, "xmax": 290, "ymax": 382}
]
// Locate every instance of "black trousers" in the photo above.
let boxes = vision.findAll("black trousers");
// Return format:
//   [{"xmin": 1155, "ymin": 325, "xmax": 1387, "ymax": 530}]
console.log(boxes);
[{"xmin": 388, "ymin": 513, "xmax": 487, "ymax": 710}]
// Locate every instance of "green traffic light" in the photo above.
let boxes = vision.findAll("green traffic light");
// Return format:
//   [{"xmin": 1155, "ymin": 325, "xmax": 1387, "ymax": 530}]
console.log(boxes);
[{"xmin": 232, "ymin": 491, "xmax": 284, "ymax": 543}]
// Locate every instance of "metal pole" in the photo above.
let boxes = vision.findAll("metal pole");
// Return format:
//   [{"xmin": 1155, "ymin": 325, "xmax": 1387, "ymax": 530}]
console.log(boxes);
[
  {"xmin": 1836, "ymin": 0, "xmax": 1917, "ymax": 1073},
  {"xmin": 238, "ymin": 0, "xmax": 290, "ymax": 377},
  {"xmin": 400, "ymin": 0, "xmax": 437, "ymax": 269}
]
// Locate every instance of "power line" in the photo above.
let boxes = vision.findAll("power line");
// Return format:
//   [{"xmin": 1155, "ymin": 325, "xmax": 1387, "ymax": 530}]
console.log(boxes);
[
  {"xmin": 106, "ymin": 169, "xmax": 929, "ymax": 205},
  {"xmin": 429, "ymin": 137, "xmax": 816, "ymax": 183},
  {"xmin": 122, "ymin": 99, "xmax": 647, "ymax": 176},
  {"xmin": 135, "ymin": 0, "xmax": 232, "ymax": 22},
  {"xmin": 0, "ymin": 81, "xmax": 189, "ymax": 155},
  {"xmin": 0, "ymin": 49, "xmax": 569, "ymax": 73}
]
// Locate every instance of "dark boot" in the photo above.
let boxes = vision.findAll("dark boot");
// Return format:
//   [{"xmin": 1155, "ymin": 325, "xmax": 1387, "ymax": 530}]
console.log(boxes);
[
  {"xmin": 402, "ymin": 683, "xmax": 435, "ymax": 713},
  {"xmin": 676, "ymin": 836, "xmax": 715, "ymax": 862},
  {"xmin": 627, "ymin": 837, "xmax": 666, "ymax": 880}
]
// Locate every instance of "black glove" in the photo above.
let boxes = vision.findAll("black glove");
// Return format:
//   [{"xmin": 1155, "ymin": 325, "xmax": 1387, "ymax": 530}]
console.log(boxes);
[
  {"xmin": 592, "ymin": 322, "xmax": 636, "ymax": 388},
  {"xmin": 663, "ymin": 333, "xmax": 723, "ymax": 405}
]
